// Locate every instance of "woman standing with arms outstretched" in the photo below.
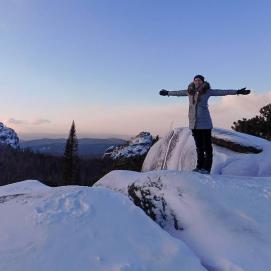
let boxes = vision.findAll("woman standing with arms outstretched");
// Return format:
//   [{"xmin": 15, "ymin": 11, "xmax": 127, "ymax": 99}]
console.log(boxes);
[{"xmin": 159, "ymin": 75, "xmax": 251, "ymax": 174}]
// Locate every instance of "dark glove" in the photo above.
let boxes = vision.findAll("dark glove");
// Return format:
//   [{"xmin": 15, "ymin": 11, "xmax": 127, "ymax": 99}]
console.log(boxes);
[
  {"xmin": 237, "ymin": 87, "xmax": 251, "ymax": 95},
  {"xmin": 159, "ymin": 89, "xmax": 169, "ymax": 96}
]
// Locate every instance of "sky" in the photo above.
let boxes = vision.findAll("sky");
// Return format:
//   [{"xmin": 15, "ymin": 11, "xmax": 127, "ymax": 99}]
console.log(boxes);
[{"xmin": 0, "ymin": 0, "xmax": 270, "ymax": 139}]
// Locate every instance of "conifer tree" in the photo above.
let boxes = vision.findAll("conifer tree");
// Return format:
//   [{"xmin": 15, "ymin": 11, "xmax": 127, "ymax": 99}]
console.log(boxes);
[
  {"xmin": 232, "ymin": 103, "xmax": 271, "ymax": 140},
  {"xmin": 63, "ymin": 120, "xmax": 80, "ymax": 185}
]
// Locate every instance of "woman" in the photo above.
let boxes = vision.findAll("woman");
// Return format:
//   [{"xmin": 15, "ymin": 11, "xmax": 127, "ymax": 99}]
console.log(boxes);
[{"xmin": 159, "ymin": 74, "xmax": 251, "ymax": 174}]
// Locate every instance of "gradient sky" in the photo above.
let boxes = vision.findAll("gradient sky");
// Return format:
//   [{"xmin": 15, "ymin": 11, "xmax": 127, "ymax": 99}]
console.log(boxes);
[{"xmin": 0, "ymin": 0, "xmax": 270, "ymax": 139}]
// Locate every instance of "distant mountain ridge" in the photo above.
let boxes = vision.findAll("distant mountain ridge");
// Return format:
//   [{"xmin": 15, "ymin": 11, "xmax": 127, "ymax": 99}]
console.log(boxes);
[{"xmin": 21, "ymin": 138, "xmax": 126, "ymax": 157}]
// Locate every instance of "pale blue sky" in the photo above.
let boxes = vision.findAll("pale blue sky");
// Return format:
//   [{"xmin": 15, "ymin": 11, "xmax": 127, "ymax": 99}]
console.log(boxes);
[{"xmin": 0, "ymin": 0, "xmax": 270, "ymax": 138}]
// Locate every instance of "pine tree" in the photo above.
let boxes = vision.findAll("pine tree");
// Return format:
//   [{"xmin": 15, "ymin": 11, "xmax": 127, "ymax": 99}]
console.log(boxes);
[
  {"xmin": 232, "ymin": 103, "xmax": 271, "ymax": 140},
  {"xmin": 62, "ymin": 120, "xmax": 80, "ymax": 185}
]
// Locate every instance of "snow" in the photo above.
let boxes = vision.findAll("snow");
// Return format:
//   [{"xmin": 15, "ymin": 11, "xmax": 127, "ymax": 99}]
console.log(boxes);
[
  {"xmin": 0, "ymin": 122, "xmax": 19, "ymax": 148},
  {"xmin": 97, "ymin": 170, "xmax": 271, "ymax": 271},
  {"xmin": 96, "ymin": 170, "xmax": 142, "ymax": 194},
  {"xmin": 0, "ymin": 181, "xmax": 204, "ymax": 271},
  {"xmin": 103, "ymin": 132, "xmax": 153, "ymax": 159},
  {"xmin": 2, "ymin": 127, "xmax": 271, "ymax": 270},
  {"xmin": 0, "ymin": 180, "xmax": 50, "ymax": 196},
  {"xmin": 142, "ymin": 127, "xmax": 271, "ymax": 177},
  {"xmin": 212, "ymin": 128, "xmax": 266, "ymax": 151}
]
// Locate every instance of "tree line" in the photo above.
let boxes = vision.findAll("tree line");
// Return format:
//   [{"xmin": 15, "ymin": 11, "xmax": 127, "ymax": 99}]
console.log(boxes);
[{"xmin": 0, "ymin": 143, "xmax": 110, "ymax": 187}]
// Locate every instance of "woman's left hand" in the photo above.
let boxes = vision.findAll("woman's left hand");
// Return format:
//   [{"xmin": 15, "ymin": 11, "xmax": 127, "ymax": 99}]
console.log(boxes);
[{"xmin": 237, "ymin": 88, "xmax": 251, "ymax": 95}]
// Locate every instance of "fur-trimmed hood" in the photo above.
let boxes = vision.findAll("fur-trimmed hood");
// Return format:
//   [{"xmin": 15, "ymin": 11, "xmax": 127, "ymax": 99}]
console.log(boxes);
[{"xmin": 187, "ymin": 81, "xmax": 211, "ymax": 95}]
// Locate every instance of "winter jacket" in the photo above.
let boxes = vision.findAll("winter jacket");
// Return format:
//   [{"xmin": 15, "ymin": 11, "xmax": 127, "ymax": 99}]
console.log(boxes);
[{"xmin": 168, "ymin": 84, "xmax": 238, "ymax": 129}]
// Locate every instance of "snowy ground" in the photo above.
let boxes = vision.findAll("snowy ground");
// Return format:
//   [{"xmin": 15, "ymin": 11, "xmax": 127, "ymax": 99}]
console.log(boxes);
[
  {"xmin": 96, "ymin": 170, "xmax": 271, "ymax": 271},
  {"xmin": 0, "ymin": 180, "xmax": 204, "ymax": 271}
]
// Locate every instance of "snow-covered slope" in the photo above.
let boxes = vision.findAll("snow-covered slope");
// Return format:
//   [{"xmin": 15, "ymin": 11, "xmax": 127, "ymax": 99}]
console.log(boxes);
[
  {"xmin": 0, "ymin": 122, "xmax": 19, "ymax": 148},
  {"xmin": 96, "ymin": 170, "xmax": 271, "ymax": 271},
  {"xmin": 142, "ymin": 127, "xmax": 271, "ymax": 177},
  {"xmin": 0, "ymin": 180, "xmax": 204, "ymax": 271},
  {"xmin": 103, "ymin": 132, "xmax": 153, "ymax": 159}
]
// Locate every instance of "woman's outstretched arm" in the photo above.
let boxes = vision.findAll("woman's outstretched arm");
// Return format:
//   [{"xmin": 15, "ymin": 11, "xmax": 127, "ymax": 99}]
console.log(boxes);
[
  {"xmin": 159, "ymin": 89, "xmax": 188, "ymax": 96},
  {"xmin": 208, "ymin": 88, "xmax": 251, "ymax": 96}
]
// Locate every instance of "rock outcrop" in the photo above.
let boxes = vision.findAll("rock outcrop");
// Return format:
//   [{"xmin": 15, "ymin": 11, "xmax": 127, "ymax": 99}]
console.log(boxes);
[
  {"xmin": 212, "ymin": 128, "xmax": 263, "ymax": 153},
  {"xmin": 102, "ymin": 132, "xmax": 156, "ymax": 172},
  {"xmin": 103, "ymin": 132, "xmax": 154, "ymax": 159},
  {"xmin": 128, "ymin": 175, "xmax": 183, "ymax": 230},
  {"xmin": 142, "ymin": 127, "xmax": 271, "ymax": 177},
  {"xmin": 0, "ymin": 122, "xmax": 19, "ymax": 148}
]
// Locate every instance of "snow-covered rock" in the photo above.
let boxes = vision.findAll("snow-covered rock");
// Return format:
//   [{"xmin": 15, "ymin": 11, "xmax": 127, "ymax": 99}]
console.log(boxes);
[
  {"xmin": 0, "ymin": 180, "xmax": 204, "ymax": 271},
  {"xmin": 103, "ymin": 132, "xmax": 153, "ymax": 159},
  {"xmin": 212, "ymin": 128, "xmax": 263, "ymax": 153},
  {"xmin": 96, "ymin": 169, "xmax": 271, "ymax": 271},
  {"xmin": 0, "ymin": 122, "xmax": 19, "ymax": 148},
  {"xmin": 142, "ymin": 127, "xmax": 271, "ymax": 177}
]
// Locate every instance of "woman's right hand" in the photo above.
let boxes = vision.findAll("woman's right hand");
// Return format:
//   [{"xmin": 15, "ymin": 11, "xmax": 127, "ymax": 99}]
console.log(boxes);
[{"xmin": 159, "ymin": 89, "xmax": 169, "ymax": 96}]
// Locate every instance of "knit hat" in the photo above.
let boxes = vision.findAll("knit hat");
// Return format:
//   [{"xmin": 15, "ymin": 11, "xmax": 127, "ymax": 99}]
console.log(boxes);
[{"xmin": 194, "ymin": 74, "xmax": 205, "ymax": 82}]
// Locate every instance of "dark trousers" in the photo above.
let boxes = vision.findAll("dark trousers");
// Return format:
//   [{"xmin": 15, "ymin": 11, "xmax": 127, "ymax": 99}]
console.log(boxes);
[{"xmin": 192, "ymin": 129, "xmax": 213, "ymax": 172}]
